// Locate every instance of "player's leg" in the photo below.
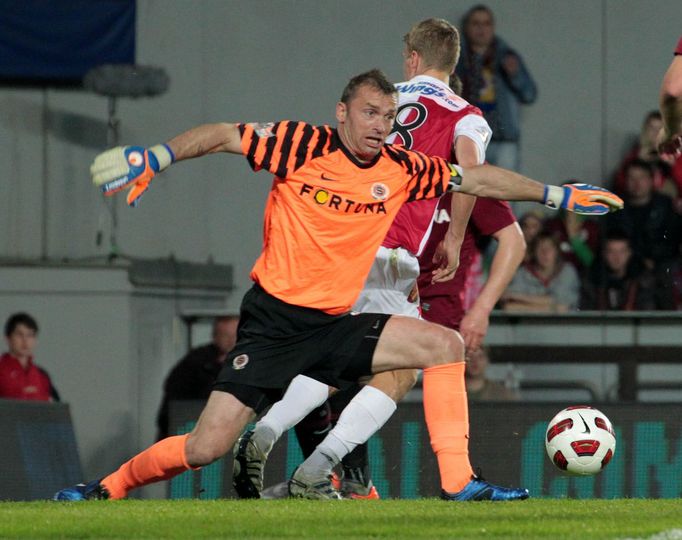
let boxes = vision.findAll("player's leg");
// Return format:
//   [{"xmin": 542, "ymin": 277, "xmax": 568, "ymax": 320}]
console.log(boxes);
[
  {"xmin": 289, "ymin": 249, "xmax": 426, "ymax": 498},
  {"xmin": 328, "ymin": 383, "xmax": 377, "ymax": 499},
  {"xmin": 232, "ymin": 374, "xmax": 332, "ymax": 498},
  {"xmin": 292, "ymin": 316, "xmax": 527, "ymax": 500},
  {"xmin": 295, "ymin": 401, "xmax": 333, "ymax": 458},
  {"xmin": 419, "ymin": 292, "xmax": 528, "ymax": 501},
  {"xmin": 370, "ymin": 315, "xmax": 464, "ymax": 373},
  {"xmin": 371, "ymin": 316, "xmax": 480, "ymax": 494},
  {"xmin": 54, "ymin": 389, "xmax": 255, "ymax": 500},
  {"xmin": 290, "ymin": 368, "xmax": 418, "ymax": 499},
  {"xmin": 374, "ymin": 316, "xmax": 527, "ymax": 500},
  {"xmin": 236, "ymin": 247, "xmax": 417, "ymax": 498}
]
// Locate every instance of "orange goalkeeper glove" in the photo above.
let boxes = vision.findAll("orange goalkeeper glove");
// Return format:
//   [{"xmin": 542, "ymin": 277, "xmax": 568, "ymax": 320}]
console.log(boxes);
[
  {"xmin": 543, "ymin": 183, "xmax": 623, "ymax": 215},
  {"xmin": 90, "ymin": 144, "xmax": 174, "ymax": 207}
]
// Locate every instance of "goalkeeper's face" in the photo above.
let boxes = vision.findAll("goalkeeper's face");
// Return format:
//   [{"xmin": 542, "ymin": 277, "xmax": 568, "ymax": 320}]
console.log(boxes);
[{"xmin": 336, "ymin": 84, "xmax": 397, "ymax": 162}]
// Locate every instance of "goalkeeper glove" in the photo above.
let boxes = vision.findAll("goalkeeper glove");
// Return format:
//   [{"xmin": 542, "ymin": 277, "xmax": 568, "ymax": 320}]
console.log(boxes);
[
  {"xmin": 90, "ymin": 144, "xmax": 175, "ymax": 207},
  {"xmin": 543, "ymin": 183, "xmax": 623, "ymax": 215}
]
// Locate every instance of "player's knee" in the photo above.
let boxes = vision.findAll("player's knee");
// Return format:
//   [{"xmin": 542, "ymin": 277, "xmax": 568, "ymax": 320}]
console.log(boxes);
[
  {"xmin": 424, "ymin": 326, "xmax": 464, "ymax": 367},
  {"xmin": 397, "ymin": 369, "xmax": 420, "ymax": 396},
  {"xmin": 370, "ymin": 369, "xmax": 419, "ymax": 401},
  {"xmin": 185, "ymin": 433, "xmax": 226, "ymax": 467}
]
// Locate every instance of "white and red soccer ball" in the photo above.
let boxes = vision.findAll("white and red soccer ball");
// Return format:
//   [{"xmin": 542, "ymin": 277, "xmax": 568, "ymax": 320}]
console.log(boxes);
[{"xmin": 545, "ymin": 406, "xmax": 616, "ymax": 476}]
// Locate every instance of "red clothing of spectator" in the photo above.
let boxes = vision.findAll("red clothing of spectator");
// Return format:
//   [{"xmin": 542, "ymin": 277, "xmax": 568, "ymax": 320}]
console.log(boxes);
[
  {"xmin": 612, "ymin": 144, "xmax": 674, "ymax": 194},
  {"xmin": 613, "ymin": 142, "xmax": 682, "ymax": 208},
  {"xmin": 0, "ymin": 352, "xmax": 54, "ymax": 401}
]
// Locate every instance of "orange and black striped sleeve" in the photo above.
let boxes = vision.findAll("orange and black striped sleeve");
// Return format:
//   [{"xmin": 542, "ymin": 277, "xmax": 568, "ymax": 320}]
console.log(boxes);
[
  {"xmin": 384, "ymin": 145, "xmax": 463, "ymax": 202},
  {"xmin": 237, "ymin": 121, "xmax": 335, "ymax": 178}
]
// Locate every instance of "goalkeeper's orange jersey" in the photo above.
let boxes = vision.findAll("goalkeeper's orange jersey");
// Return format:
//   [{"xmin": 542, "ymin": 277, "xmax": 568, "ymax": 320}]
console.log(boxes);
[{"xmin": 238, "ymin": 121, "xmax": 459, "ymax": 315}]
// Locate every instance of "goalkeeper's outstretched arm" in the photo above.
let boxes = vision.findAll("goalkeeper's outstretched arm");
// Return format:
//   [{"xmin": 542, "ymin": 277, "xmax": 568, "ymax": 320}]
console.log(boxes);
[
  {"xmin": 166, "ymin": 123, "xmax": 243, "ymax": 161},
  {"xmin": 456, "ymin": 164, "xmax": 623, "ymax": 216},
  {"xmin": 90, "ymin": 123, "xmax": 243, "ymax": 206}
]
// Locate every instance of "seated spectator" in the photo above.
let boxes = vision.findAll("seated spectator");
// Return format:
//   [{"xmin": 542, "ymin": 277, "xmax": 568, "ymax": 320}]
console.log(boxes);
[
  {"xmin": 605, "ymin": 159, "xmax": 680, "ymax": 272},
  {"xmin": 518, "ymin": 210, "xmax": 545, "ymax": 263},
  {"xmin": 156, "ymin": 315, "xmax": 239, "ymax": 439},
  {"xmin": 0, "ymin": 312, "xmax": 59, "ymax": 402},
  {"xmin": 613, "ymin": 110, "xmax": 682, "ymax": 212},
  {"xmin": 501, "ymin": 232, "xmax": 580, "ymax": 312},
  {"xmin": 582, "ymin": 232, "xmax": 674, "ymax": 310},
  {"xmin": 465, "ymin": 346, "xmax": 520, "ymax": 401},
  {"xmin": 544, "ymin": 210, "xmax": 600, "ymax": 274}
]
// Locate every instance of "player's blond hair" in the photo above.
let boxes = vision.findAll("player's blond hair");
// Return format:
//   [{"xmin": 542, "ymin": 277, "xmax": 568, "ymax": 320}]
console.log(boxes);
[{"xmin": 403, "ymin": 18, "xmax": 460, "ymax": 74}]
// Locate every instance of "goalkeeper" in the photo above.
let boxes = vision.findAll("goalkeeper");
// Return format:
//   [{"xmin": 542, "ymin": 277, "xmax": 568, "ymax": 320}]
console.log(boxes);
[{"xmin": 54, "ymin": 68, "xmax": 622, "ymax": 502}]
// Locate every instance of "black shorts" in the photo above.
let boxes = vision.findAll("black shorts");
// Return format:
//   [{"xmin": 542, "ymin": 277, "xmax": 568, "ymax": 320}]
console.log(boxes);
[{"xmin": 214, "ymin": 285, "xmax": 389, "ymax": 411}]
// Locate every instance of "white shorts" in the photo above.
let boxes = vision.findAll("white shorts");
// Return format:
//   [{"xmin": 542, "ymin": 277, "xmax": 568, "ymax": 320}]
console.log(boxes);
[{"xmin": 352, "ymin": 246, "xmax": 421, "ymax": 318}]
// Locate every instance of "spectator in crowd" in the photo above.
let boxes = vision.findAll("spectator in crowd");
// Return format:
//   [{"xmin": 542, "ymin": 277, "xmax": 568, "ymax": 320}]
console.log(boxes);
[
  {"xmin": 0, "ymin": 312, "xmax": 59, "ymax": 402},
  {"xmin": 512, "ymin": 210, "xmax": 545, "ymax": 267},
  {"xmin": 456, "ymin": 4, "xmax": 537, "ymax": 172},
  {"xmin": 605, "ymin": 159, "xmax": 680, "ymax": 272},
  {"xmin": 519, "ymin": 210, "xmax": 544, "ymax": 244},
  {"xmin": 156, "ymin": 315, "xmax": 239, "ymax": 439},
  {"xmin": 582, "ymin": 232, "xmax": 674, "ymax": 311},
  {"xmin": 544, "ymin": 210, "xmax": 601, "ymax": 274},
  {"xmin": 502, "ymin": 232, "xmax": 580, "ymax": 312},
  {"xmin": 612, "ymin": 111, "xmax": 682, "ymax": 208},
  {"xmin": 465, "ymin": 346, "xmax": 520, "ymax": 401}
]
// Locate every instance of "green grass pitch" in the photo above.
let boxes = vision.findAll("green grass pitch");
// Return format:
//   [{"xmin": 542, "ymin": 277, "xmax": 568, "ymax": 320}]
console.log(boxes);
[{"xmin": 1, "ymin": 499, "xmax": 682, "ymax": 539}]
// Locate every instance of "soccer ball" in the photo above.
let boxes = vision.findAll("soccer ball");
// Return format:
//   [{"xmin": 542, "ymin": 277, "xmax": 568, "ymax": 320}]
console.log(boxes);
[{"xmin": 545, "ymin": 406, "xmax": 616, "ymax": 475}]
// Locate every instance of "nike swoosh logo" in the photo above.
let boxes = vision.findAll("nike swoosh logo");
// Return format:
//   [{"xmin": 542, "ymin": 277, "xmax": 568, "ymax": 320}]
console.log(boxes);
[
  {"xmin": 321, "ymin": 173, "xmax": 339, "ymax": 182},
  {"xmin": 578, "ymin": 413, "xmax": 591, "ymax": 434}
]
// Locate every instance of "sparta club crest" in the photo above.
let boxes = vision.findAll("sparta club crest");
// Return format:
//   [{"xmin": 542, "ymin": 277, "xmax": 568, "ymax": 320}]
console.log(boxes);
[
  {"xmin": 370, "ymin": 182, "xmax": 389, "ymax": 201},
  {"xmin": 232, "ymin": 354, "xmax": 249, "ymax": 370},
  {"xmin": 127, "ymin": 151, "xmax": 144, "ymax": 167}
]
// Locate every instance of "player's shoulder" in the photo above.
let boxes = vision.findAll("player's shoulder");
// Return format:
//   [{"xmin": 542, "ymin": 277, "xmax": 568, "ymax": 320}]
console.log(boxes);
[
  {"xmin": 240, "ymin": 120, "xmax": 331, "ymax": 137},
  {"xmin": 382, "ymin": 142, "xmax": 430, "ymax": 162},
  {"xmin": 381, "ymin": 144, "xmax": 442, "ymax": 174},
  {"xmin": 395, "ymin": 75, "xmax": 478, "ymax": 114}
]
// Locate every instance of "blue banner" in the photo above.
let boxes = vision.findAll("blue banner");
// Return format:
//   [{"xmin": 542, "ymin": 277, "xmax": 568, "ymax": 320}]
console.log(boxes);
[{"xmin": 0, "ymin": 0, "xmax": 135, "ymax": 84}]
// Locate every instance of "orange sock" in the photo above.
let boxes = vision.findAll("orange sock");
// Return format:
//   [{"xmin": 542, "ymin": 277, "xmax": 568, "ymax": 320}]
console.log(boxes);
[
  {"xmin": 422, "ymin": 362, "xmax": 474, "ymax": 493},
  {"xmin": 101, "ymin": 434, "xmax": 193, "ymax": 499}
]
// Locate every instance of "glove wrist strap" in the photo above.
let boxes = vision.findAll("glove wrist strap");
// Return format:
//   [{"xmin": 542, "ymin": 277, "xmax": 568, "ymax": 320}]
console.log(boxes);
[
  {"xmin": 149, "ymin": 144, "xmax": 174, "ymax": 171},
  {"xmin": 543, "ymin": 185, "xmax": 566, "ymax": 210}
]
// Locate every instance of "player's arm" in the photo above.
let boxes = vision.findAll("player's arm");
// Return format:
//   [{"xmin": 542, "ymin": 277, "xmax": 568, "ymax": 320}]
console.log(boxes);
[
  {"xmin": 166, "ymin": 123, "xmax": 243, "ymax": 160},
  {"xmin": 90, "ymin": 123, "xmax": 243, "ymax": 207},
  {"xmin": 454, "ymin": 164, "xmax": 623, "ymax": 215},
  {"xmin": 459, "ymin": 222, "xmax": 525, "ymax": 350},
  {"xmin": 431, "ymin": 136, "xmax": 478, "ymax": 283},
  {"xmin": 658, "ymin": 39, "xmax": 682, "ymax": 157}
]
